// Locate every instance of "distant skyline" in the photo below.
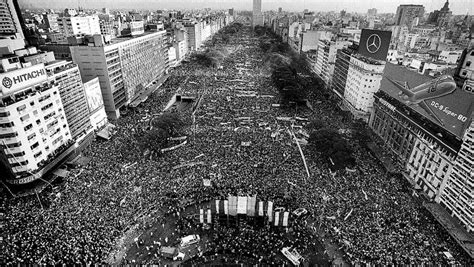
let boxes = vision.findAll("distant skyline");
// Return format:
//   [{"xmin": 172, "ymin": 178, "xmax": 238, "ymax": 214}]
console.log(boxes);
[{"xmin": 19, "ymin": 0, "xmax": 473, "ymax": 15}]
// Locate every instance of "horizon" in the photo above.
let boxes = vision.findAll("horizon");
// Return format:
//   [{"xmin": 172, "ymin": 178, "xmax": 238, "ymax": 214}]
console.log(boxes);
[{"xmin": 19, "ymin": 0, "xmax": 474, "ymax": 15}]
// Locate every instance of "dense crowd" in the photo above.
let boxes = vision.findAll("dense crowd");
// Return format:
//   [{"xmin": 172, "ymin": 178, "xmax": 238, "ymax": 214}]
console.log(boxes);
[{"xmin": 1, "ymin": 25, "xmax": 471, "ymax": 266}]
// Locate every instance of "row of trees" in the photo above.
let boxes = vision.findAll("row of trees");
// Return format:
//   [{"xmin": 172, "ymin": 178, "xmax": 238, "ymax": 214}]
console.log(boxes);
[
  {"xmin": 256, "ymin": 26, "xmax": 317, "ymax": 106},
  {"xmin": 192, "ymin": 23, "xmax": 244, "ymax": 68}
]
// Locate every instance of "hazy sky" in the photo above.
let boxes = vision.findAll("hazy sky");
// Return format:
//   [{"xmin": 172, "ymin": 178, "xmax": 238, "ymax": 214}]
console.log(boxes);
[{"xmin": 20, "ymin": 0, "xmax": 473, "ymax": 15}]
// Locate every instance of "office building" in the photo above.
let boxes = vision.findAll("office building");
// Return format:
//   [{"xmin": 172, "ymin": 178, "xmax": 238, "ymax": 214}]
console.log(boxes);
[
  {"xmin": 0, "ymin": 64, "xmax": 75, "ymax": 185},
  {"xmin": 0, "ymin": 0, "xmax": 25, "ymax": 55},
  {"xmin": 43, "ymin": 13, "xmax": 60, "ymax": 32},
  {"xmin": 395, "ymin": 4, "xmax": 424, "ymax": 29},
  {"xmin": 57, "ymin": 15, "xmax": 101, "ymax": 43},
  {"xmin": 343, "ymin": 54, "xmax": 385, "ymax": 120},
  {"xmin": 332, "ymin": 44, "xmax": 358, "ymax": 99},
  {"xmin": 252, "ymin": 0, "xmax": 264, "ymax": 27},
  {"xmin": 70, "ymin": 31, "xmax": 168, "ymax": 120},
  {"xmin": 367, "ymin": 8, "xmax": 377, "ymax": 17},
  {"xmin": 428, "ymin": 0, "xmax": 452, "ymax": 27},
  {"xmin": 370, "ymin": 62, "xmax": 473, "ymax": 232},
  {"xmin": 184, "ymin": 21, "xmax": 202, "ymax": 51},
  {"xmin": 45, "ymin": 61, "xmax": 93, "ymax": 142},
  {"xmin": 441, "ymin": 121, "xmax": 473, "ymax": 232}
]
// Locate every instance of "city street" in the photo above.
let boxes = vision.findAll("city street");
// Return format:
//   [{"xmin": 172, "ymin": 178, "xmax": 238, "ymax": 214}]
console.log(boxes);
[{"xmin": 2, "ymin": 24, "xmax": 472, "ymax": 266}]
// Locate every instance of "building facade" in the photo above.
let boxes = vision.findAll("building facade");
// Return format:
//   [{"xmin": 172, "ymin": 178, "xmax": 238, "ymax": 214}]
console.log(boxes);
[
  {"xmin": 440, "ymin": 121, "xmax": 473, "ymax": 232},
  {"xmin": 0, "ymin": 0, "xmax": 25, "ymax": 54},
  {"xmin": 332, "ymin": 45, "xmax": 357, "ymax": 99},
  {"xmin": 0, "ymin": 64, "xmax": 75, "ymax": 184},
  {"xmin": 343, "ymin": 54, "xmax": 385, "ymax": 120},
  {"xmin": 252, "ymin": 0, "xmax": 263, "ymax": 27},
  {"xmin": 45, "ymin": 61, "xmax": 93, "ymax": 142},
  {"xmin": 395, "ymin": 4, "xmax": 425, "ymax": 29},
  {"xmin": 70, "ymin": 31, "xmax": 168, "ymax": 120},
  {"xmin": 57, "ymin": 15, "xmax": 101, "ymax": 42}
]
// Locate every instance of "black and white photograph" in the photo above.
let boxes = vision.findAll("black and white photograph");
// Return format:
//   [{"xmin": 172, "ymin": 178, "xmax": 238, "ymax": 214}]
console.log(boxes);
[{"xmin": 0, "ymin": 0, "xmax": 473, "ymax": 265}]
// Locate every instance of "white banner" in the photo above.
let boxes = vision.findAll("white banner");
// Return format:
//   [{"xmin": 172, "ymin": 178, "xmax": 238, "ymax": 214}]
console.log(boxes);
[
  {"xmin": 207, "ymin": 209, "xmax": 212, "ymax": 224},
  {"xmin": 200, "ymin": 209, "xmax": 204, "ymax": 223},
  {"xmin": 161, "ymin": 140, "xmax": 187, "ymax": 153},
  {"xmin": 237, "ymin": 196, "xmax": 247, "ymax": 214},
  {"xmin": 215, "ymin": 200, "xmax": 220, "ymax": 214},
  {"xmin": 0, "ymin": 63, "xmax": 47, "ymax": 96},
  {"xmin": 283, "ymin": 212, "xmax": 289, "ymax": 227},
  {"xmin": 224, "ymin": 200, "xmax": 228, "ymax": 215},
  {"xmin": 267, "ymin": 201, "xmax": 273, "ymax": 222},
  {"xmin": 274, "ymin": 211, "xmax": 280, "ymax": 226},
  {"xmin": 258, "ymin": 201, "xmax": 264, "ymax": 216}
]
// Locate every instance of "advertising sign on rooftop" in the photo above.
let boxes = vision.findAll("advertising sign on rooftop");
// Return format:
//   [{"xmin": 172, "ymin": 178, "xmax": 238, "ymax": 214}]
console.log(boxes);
[
  {"xmin": 381, "ymin": 63, "xmax": 474, "ymax": 139},
  {"xmin": 0, "ymin": 64, "xmax": 48, "ymax": 96},
  {"xmin": 357, "ymin": 29, "xmax": 391, "ymax": 61}
]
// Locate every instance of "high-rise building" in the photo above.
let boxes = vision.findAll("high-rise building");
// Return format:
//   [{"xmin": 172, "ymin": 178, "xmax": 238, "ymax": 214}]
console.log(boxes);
[
  {"xmin": 70, "ymin": 31, "xmax": 168, "ymax": 120},
  {"xmin": 428, "ymin": 0, "xmax": 452, "ymax": 27},
  {"xmin": 0, "ymin": 0, "xmax": 25, "ymax": 55},
  {"xmin": 184, "ymin": 20, "xmax": 202, "ymax": 51},
  {"xmin": 343, "ymin": 54, "xmax": 385, "ymax": 120},
  {"xmin": 252, "ymin": 0, "xmax": 263, "ymax": 27},
  {"xmin": 45, "ymin": 61, "xmax": 93, "ymax": 142},
  {"xmin": 332, "ymin": 44, "xmax": 358, "ymax": 99},
  {"xmin": 395, "ymin": 5, "xmax": 424, "ymax": 29},
  {"xmin": 0, "ymin": 64, "xmax": 75, "ymax": 185},
  {"xmin": 57, "ymin": 15, "xmax": 101, "ymax": 43}
]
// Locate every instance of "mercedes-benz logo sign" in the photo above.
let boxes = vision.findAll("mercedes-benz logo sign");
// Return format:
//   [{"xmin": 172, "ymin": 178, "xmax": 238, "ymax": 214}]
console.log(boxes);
[
  {"xmin": 366, "ymin": 34, "xmax": 382, "ymax": 54},
  {"xmin": 2, "ymin": 77, "xmax": 13, "ymax": 89}
]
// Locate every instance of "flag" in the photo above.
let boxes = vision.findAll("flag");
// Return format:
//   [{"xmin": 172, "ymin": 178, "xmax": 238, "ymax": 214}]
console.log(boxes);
[
  {"xmin": 224, "ymin": 200, "xmax": 228, "ymax": 215},
  {"xmin": 247, "ymin": 196, "xmax": 256, "ymax": 217},
  {"xmin": 200, "ymin": 209, "xmax": 204, "ymax": 223},
  {"xmin": 274, "ymin": 211, "xmax": 280, "ymax": 226},
  {"xmin": 237, "ymin": 196, "xmax": 247, "ymax": 214},
  {"xmin": 282, "ymin": 212, "xmax": 289, "ymax": 227},
  {"xmin": 207, "ymin": 209, "xmax": 212, "ymax": 224},
  {"xmin": 228, "ymin": 196, "xmax": 237, "ymax": 216},
  {"xmin": 258, "ymin": 201, "xmax": 264, "ymax": 216},
  {"xmin": 267, "ymin": 201, "xmax": 273, "ymax": 222}
]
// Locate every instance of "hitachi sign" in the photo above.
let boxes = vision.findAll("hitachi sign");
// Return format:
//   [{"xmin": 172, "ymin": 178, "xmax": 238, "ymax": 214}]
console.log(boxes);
[
  {"xmin": 11, "ymin": 69, "xmax": 46, "ymax": 85},
  {"xmin": 0, "ymin": 64, "xmax": 48, "ymax": 96}
]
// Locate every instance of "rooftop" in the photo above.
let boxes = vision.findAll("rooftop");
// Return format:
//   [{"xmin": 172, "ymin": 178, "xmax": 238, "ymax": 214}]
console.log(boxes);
[
  {"xmin": 108, "ymin": 30, "xmax": 166, "ymax": 45},
  {"xmin": 380, "ymin": 63, "xmax": 474, "ymax": 139}
]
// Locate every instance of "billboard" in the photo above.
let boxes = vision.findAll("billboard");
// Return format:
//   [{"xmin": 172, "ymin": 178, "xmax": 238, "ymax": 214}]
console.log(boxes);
[
  {"xmin": 83, "ymin": 77, "xmax": 104, "ymax": 113},
  {"xmin": 0, "ymin": 64, "xmax": 48, "ymax": 96},
  {"xmin": 381, "ymin": 63, "xmax": 474, "ymax": 139},
  {"xmin": 357, "ymin": 29, "xmax": 392, "ymax": 61}
]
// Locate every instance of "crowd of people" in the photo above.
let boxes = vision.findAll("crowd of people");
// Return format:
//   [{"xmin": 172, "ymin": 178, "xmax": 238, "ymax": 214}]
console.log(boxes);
[{"xmin": 1, "ymin": 24, "xmax": 471, "ymax": 266}]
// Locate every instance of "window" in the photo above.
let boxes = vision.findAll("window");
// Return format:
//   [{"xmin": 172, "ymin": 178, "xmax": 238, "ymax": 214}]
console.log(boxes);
[
  {"xmin": 24, "ymin": 124, "xmax": 33, "ymax": 132},
  {"xmin": 17, "ymin": 104, "xmax": 26, "ymax": 112},
  {"xmin": 30, "ymin": 101, "xmax": 35, "ymax": 106},
  {"xmin": 0, "ymin": 111, "xmax": 10, "ymax": 117},
  {"xmin": 34, "ymin": 151, "xmax": 42, "ymax": 158},
  {"xmin": 0, "ymin": 122, "xmax": 14, "ymax": 128},
  {"xmin": 466, "ymin": 61, "xmax": 471, "ymax": 67},
  {"xmin": 30, "ymin": 142, "xmax": 39, "ymax": 150},
  {"xmin": 36, "ymin": 119, "xmax": 41, "ymax": 125},
  {"xmin": 20, "ymin": 114, "xmax": 30, "ymax": 122},
  {"xmin": 27, "ymin": 133, "xmax": 36, "ymax": 141}
]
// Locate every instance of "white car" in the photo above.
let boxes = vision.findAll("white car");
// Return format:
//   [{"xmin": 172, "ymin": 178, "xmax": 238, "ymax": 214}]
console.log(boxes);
[{"xmin": 180, "ymin": 234, "xmax": 200, "ymax": 247}]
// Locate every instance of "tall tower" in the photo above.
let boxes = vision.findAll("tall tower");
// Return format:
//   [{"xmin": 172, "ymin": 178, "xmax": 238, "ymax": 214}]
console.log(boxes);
[{"xmin": 252, "ymin": 0, "xmax": 263, "ymax": 28}]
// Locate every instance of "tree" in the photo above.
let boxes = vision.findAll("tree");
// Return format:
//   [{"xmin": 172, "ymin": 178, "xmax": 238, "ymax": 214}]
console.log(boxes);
[
  {"xmin": 308, "ymin": 128, "xmax": 355, "ymax": 170},
  {"xmin": 142, "ymin": 112, "xmax": 186, "ymax": 154}
]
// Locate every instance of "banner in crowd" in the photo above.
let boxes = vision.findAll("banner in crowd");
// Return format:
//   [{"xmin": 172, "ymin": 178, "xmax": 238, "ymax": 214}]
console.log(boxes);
[
  {"xmin": 258, "ymin": 201, "xmax": 264, "ymax": 216},
  {"xmin": 161, "ymin": 141, "xmax": 187, "ymax": 153},
  {"xmin": 247, "ymin": 196, "xmax": 256, "ymax": 217},
  {"xmin": 283, "ymin": 212, "xmax": 289, "ymax": 227},
  {"xmin": 200, "ymin": 209, "xmax": 204, "ymax": 223},
  {"xmin": 267, "ymin": 201, "xmax": 273, "ymax": 222},
  {"xmin": 274, "ymin": 212, "xmax": 280, "ymax": 226},
  {"xmin": 203, "ymin": 179, "xmax": 211, "ymax": 187},
  {"xmin": 228, "ymin": 196, "xmax": 238, "ymax": 216},
  {"xmin": 237, "ymin": 196, "xmax": 247, "ymax": 214},
  {"xmin": 207, "ymin": 209, "xmax": 212, "ymax": 224}
]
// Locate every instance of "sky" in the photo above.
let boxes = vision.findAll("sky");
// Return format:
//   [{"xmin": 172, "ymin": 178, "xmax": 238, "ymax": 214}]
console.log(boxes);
[{"xmin": 19, "ymin": 0, "xmax": 473, "ymax": 15}]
